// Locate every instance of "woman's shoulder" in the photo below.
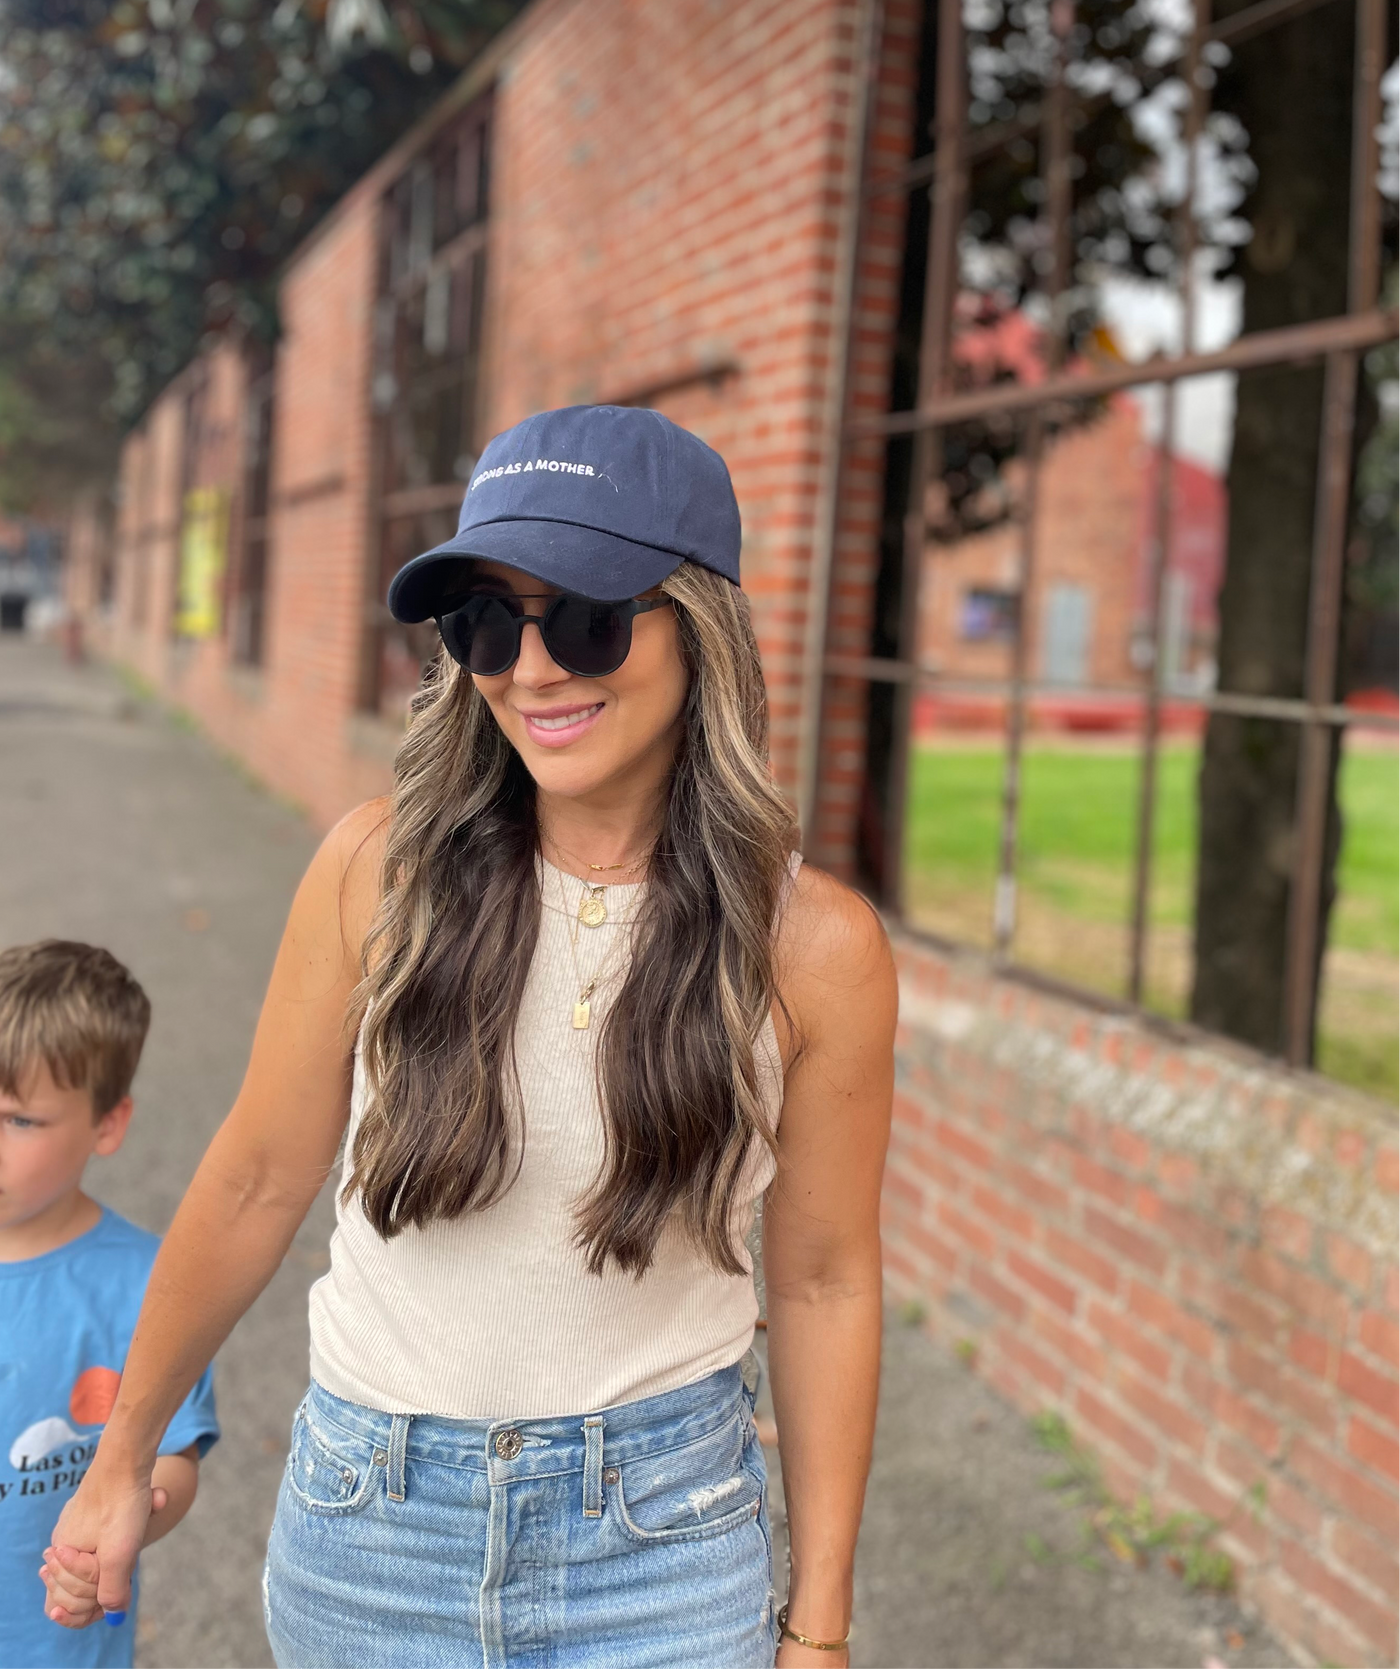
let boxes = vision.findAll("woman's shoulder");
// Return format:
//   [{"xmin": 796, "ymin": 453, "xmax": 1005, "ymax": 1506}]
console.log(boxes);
[
  {"xmin": 775, "ymin": 859, "xmax": 896, "ymax": 1036},
  {"xmin": 301, "ymin": 796, "xmax": 392, "ymax": 949}
]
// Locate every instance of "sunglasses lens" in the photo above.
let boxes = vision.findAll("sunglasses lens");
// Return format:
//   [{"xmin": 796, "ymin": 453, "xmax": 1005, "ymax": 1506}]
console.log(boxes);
[
  {"xmin": 545, "ymin": 598, "xmax": 630, "ymax": 676},
  {"xmin": 441, "ymin": 596, "xmax": 519, "ymax": 675}
]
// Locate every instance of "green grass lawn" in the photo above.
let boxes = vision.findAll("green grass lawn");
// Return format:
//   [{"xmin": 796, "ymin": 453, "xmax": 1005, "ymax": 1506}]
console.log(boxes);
[{"xmin": 905, "ymin": 739, "xmax": 1398, "ymax": 1100}]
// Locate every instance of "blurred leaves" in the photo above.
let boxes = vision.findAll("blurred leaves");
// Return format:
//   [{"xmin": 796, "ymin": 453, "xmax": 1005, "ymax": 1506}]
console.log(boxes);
[
  {"xmin": 918, "ymin": 0, "xmax": 1197, "ymax": 543},
  {"xmin": 0, "ymin": 0, "xmax": 523, "ymax": 507},
  {"xmin": 1351, "ymin": 316, "xmax": 1399, "ymax": 619}
]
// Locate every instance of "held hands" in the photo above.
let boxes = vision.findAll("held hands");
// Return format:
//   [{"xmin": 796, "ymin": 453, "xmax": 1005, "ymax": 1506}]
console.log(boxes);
[{"xmin": 40, "ymin": 1458, "xmax": 163, "ymax": 1630}]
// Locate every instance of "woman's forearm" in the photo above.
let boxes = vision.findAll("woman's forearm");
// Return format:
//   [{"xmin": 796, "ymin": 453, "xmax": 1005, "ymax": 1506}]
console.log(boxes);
[
  {"xmin": 765, "ymin": 1258, "xmax": 883, "ymax": 1638},
  {"xmin": 100, "ymin": 1119, "xmax": 323, "ymax": 1475}
]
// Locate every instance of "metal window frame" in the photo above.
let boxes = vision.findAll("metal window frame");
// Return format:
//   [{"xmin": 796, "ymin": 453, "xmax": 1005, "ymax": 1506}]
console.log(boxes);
[
  {"xmin": 359, "ymin": 90, "xmax": 495, "ymax": 716},
  {"xmin": 814, "ymin": 0, "xmax": 1396, "ymax": 1067}
]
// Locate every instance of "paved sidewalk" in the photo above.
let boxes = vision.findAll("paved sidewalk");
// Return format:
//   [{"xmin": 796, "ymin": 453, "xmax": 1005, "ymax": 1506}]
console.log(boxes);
[{"xmin": 0, "ymin": 637, "xmax": 1293, "ymax": 1668}]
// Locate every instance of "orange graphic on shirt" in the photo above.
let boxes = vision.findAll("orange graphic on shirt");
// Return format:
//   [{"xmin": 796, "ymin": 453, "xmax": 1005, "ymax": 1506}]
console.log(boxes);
[{"xmin": 69, "ymin": 1366, "xmax": 121, "ymax": 1426}]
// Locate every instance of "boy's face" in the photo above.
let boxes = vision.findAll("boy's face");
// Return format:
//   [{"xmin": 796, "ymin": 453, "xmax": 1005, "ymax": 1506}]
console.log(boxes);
[{"xmin": 0, "ymin": 1060, "xmax": 132, "ymax": 1232}]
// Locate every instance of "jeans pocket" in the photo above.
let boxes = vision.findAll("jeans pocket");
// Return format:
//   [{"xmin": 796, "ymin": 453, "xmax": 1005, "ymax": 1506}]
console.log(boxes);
[
  {"xmin": 284, "ymin": 1402, "xmax": 379, "ymax": 1516},
  {"xmin": 611, "ymin": 1411, "xmax": 764, "ymax": 1545}
]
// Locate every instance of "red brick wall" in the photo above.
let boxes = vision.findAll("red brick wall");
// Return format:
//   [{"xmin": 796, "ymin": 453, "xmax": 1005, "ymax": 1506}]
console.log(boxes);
[
  {"xmin": 918, "ymin": 398, "xmax": 1147, "ymax": 690},
  {"xmin": 887, "ymin": 933, "xmax": 1399, "ymax": 1668},
  {"xmin": 84, "ymin": 202, "xmax": 391, "ymax": 830},
  {"xmin": 77, "ymin": 0, "xmax": 902, "ymax": 827},
  {"xmin": 483, "ymin": 0, "xmax": 906, "ymax": 790}
]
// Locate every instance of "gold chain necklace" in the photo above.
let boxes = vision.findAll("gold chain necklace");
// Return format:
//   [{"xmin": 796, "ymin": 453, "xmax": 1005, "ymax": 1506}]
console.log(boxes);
[
  {"xmin": 556, "ymin": 866, "xmax": 629, "ymax": 1029},
  {"xmin": 543, "ymin": 834, "xmax": 652, "ymax": 930}
]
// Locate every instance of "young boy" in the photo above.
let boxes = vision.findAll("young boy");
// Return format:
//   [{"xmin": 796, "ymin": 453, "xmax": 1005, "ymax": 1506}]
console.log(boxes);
[{"xmin": 0, "ymin": 940, "xmax": 219, "ymax": 1669}]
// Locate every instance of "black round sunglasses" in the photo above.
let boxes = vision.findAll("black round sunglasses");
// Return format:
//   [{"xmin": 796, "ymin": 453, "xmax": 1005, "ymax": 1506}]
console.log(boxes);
[{"xmin": 436, "ymin": 591, "xmax": 672, "ymax": 679}]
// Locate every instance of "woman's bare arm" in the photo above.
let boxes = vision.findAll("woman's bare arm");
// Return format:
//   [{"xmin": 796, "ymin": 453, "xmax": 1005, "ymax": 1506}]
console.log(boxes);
[
  {"xmin": 47, "ymin": 799, "xmax": 388, "ymax": 1618},
  {"xmin": 765, "ymin": 867, "xmax": 897, "ymax": 1667}
]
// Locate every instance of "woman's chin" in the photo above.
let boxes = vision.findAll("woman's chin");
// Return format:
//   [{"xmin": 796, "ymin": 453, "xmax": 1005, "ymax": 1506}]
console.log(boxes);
[{"xmin": 517, "ymin": 747, "xmax": 617, "ymax": 801}]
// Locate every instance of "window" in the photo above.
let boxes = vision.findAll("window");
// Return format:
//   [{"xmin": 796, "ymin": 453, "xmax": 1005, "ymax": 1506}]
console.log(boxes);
[
  {"xmin": 365, "ymin": 92, "xmax": 492, "ymax": 719},
  {"xmin": 815, "ymin": 0, "xmax": 1397, "ymax": 1091},
  {"xmin": 230, "ymin": 357, "xmax": 275, "ymax": 667},
  {"xmin": 960, "ymin": 587, "xmax": 1017, "ymax": 643}
]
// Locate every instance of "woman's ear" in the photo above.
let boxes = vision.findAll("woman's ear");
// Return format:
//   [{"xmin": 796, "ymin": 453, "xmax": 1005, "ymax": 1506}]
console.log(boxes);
[{"xmin": 93, "ymin": 1094, "xmax": 135, "ymax": 1158}]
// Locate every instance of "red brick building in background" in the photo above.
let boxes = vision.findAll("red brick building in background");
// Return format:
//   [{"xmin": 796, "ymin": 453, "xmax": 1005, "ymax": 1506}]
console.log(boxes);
[
  {"xmin": 913, "ymin": 396, "xmax": 1226, "ymax": 734},
  {"xmin": 62, "ymin": 3, "xmax": 1397, "ymax": 1662},
  {"xmin": 75, "ymin": 0, "xmax": 904, "ymax": 829}
]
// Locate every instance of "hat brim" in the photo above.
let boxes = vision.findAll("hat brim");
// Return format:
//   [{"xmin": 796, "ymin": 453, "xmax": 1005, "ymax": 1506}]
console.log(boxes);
[{"xmin": 386, "ymin": 518, "xmax": 685, "ymax": 624}]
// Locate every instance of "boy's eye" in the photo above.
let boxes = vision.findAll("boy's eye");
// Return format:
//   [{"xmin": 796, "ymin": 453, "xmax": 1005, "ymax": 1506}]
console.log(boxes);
[{"xmin": 3, "ymin": 1114, "xmax": 37, "ymax": 1129}]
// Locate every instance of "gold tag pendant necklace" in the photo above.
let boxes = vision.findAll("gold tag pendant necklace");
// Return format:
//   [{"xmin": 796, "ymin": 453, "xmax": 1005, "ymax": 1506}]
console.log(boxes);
[
  {"xmin": 557, "ymin": 867, "xmax": 627, "ymax": 1030},
  {"xmin": 572, "ymin": 980, "xmax": 597, "ymax": 1031}
]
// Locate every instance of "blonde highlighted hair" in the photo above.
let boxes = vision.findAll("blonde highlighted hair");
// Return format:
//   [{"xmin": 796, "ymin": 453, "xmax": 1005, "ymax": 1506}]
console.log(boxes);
[{"xmin": 345, "ymin": 561, "xmax": 799, "ymax": 1274}]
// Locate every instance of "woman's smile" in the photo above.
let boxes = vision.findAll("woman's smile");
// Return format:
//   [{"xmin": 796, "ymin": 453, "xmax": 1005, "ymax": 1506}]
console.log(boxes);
[{"xmin": 517, "ymin": 700, "xmax": 605, "ymax": 747}]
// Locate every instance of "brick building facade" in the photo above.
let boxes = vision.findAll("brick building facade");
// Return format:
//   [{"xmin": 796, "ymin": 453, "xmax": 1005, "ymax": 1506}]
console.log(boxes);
[
  {"xmin": 62, "ymin": 3, "xmax": 1396, "ymax": 1662},
  {"xmin": 74, "ymin": 0, "xmax": 904, "ymax": 830},
  {"xmin": 915, "ymin": 396, "xmax": 1225, "ymax": 731}
]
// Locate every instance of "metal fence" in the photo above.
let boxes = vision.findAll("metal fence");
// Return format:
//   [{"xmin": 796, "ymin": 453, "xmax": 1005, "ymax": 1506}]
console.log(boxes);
[{"xmin": 816, "ymin": 0, "xmax": 1397, "ymax": 1067}]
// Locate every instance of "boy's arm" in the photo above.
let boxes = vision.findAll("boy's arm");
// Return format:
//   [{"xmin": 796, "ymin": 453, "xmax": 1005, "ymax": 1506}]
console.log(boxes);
[{"xmin": 144, "ymin": 1445, "xmax": 199, "ymax": 1546}]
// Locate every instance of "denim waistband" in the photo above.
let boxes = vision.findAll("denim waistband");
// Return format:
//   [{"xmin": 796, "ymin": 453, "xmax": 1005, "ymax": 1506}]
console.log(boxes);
[{"xmin": 303, "ymin": 1363, "xmax": 752, "ymax": 1486}]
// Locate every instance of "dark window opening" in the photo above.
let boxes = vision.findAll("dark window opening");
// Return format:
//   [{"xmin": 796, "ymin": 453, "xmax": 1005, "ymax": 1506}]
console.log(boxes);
[
  {"xmin": 366, "ymin": 93, "xmax": 493, "ymax": 719},
  {"xmin": 232, "ymin": 356, "xmax": 275, "ymax": 667}
]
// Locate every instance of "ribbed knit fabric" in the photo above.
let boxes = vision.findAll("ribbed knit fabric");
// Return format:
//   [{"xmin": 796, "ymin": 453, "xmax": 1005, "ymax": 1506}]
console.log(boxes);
[{"xmin": 307, "ymin": 855, "xmax": 793, "ymax": 1420}]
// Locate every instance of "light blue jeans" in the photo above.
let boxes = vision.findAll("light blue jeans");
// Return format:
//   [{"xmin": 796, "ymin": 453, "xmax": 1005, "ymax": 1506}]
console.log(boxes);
[{"xmin": 263, "ymin": 1365, "xmax": 777, "ymax": 1668}]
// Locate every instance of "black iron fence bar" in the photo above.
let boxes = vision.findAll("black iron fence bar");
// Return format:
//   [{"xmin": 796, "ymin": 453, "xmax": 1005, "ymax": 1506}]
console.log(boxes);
[
  {"xmin": 845, "ymin": 307, "xmax": 1397, "ymax": 437},
  {"xmin": 1283, "ymin": 0, "xmax": 1387, "ymax": 1066},
  {"xmin": 879, "ymin": 0, "xmax": 968, "ymax": 913},
  {"xmin": 1129, "ymin": 0, "xmax": 1209, "ymax": 1007},
  {"xmin": 993, "ymin": 0, "xmax": 1076, "ymax": 962},
  {"xmin": 820, "ymin": 657, "xmax": 1400, "ymax": 731},
  {"xmin": 866, "ymin": 0, "xmax": 1349, "ymax": 201}
]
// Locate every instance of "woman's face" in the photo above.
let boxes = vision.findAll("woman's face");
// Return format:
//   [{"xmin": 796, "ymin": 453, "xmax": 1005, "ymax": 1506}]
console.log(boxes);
[{"xmin": 466, "ymin": 561, "xmax": 689, "ymax": 803}]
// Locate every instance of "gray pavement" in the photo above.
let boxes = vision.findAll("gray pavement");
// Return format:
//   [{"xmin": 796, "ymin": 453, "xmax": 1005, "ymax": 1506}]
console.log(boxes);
[{"xmin": 0, "ymin": 635, "xmax": 1294, "ymax": 1669}]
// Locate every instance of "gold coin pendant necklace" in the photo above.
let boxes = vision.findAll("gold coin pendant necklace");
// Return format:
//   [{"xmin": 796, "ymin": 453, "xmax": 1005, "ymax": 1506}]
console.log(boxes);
[
  {"xmin": 557, "ymin": 866, "xmax": 628, "ymax": 1030},
  {"xmin": 546, "ymin": 834, "xmax": 651, "ymax": 931},
  {"xmin": 578, "ymin": 886, "xmax": 608, "ymax": 929}
]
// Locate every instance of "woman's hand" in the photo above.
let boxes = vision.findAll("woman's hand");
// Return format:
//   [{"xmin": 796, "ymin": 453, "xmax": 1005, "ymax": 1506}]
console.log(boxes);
[{"xmin": 41, "ymin": 1450, "xmax": 162, "ymax": 1625}]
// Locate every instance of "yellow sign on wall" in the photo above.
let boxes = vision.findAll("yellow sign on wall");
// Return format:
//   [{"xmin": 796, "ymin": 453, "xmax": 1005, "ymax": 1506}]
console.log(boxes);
[{"xmin": 176, "ymin": 487, "xmax": 230, "ymax": 639}]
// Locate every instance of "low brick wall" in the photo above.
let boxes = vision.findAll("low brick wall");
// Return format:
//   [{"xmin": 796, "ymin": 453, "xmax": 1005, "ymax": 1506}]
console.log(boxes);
[{"xmin": 886, "ymin": 934, "xmax": 1399, "ymax": 1668}]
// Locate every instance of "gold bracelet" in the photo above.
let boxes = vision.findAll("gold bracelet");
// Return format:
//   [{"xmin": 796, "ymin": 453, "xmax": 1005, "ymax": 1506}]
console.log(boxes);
[{"xmin": 777, "ymin": 1604, "xmax": 850, "ymax": 1651}]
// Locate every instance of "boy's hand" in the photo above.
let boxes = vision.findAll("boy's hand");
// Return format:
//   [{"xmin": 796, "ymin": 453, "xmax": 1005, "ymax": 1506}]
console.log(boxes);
[
  {"xmin": 45, "ymin": 1468, "xmax": 169, "ymax": 1628},
  {"xmin": 42, "ymin": 1485, "xmax": 169, "ymax": 1628},
  {"xmin": 40, "ymin": 1544, "xmax": 102, "ymax": 1628}
]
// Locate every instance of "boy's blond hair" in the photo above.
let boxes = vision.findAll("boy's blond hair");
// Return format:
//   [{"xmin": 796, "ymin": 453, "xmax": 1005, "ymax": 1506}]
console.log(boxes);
[{"xmin": 0, "ymin": 940, "xmax": 151, "ymax": 1118}]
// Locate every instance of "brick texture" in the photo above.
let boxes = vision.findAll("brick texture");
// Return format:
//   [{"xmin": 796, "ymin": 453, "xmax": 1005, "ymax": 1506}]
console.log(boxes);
[
  {"xmin": 72, "ymin": 0, "xmax": 911, "ymax": 831},
  {"xmin": 886, "ymin": 937, "xmax": 1400, "ymax": 1668}
]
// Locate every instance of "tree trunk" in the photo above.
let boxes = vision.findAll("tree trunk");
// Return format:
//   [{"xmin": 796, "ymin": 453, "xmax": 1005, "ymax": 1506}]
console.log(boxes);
[{"xmin": 1188, "ymin": 1, "xmax": 1356, "ymax": 1058}]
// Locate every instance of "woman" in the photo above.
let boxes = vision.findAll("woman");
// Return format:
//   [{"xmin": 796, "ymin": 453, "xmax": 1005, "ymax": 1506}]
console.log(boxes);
[{"xmin": 49, "ymin": 405, "xmax": 896, "ymax": 1667}]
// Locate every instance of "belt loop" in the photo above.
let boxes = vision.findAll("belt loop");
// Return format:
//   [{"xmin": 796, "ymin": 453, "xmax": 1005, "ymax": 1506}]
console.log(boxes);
[
  {"xmin": 582, "ymin": 1416, "xmax": 604, "ymax": 1518},
  {"xmin": 387, "ymin": 1414, "xmax": 410, "ymax": 1503}
]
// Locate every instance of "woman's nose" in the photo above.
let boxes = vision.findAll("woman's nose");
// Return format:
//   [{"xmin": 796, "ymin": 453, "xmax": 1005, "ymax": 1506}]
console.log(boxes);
[{"xmin": 512, "ymin": 617, "xmax": 567, "ymax": 686}]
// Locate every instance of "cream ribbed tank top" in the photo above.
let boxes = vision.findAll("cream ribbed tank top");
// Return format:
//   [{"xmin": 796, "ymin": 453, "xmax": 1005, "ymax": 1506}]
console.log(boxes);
[{"xmin": 307, "ymin": 854, "xmax": 794, "ymax": 1420}]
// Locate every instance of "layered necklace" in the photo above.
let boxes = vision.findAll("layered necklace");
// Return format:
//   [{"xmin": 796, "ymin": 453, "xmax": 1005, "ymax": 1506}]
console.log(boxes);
[
  {"xmin": 544, "ymin": 834, "xmax": 653, "ymax": 1030},
  {"xmin": 545, "ymin": 834, "xmax": 651, "ymax": 930}
]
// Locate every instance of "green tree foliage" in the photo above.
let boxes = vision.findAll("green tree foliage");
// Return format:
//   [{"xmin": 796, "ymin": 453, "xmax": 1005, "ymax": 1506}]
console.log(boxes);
[
  {"xmin": 924, "ymin": 0, "xmax": 1256, "ymax": 541},
  {"xmin": 0, "ymin": 0, "xmax": 523, "ymax": 507}
]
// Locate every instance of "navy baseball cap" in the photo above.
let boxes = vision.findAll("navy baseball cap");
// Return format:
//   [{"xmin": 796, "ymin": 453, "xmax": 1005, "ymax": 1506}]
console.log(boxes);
[{"xmin": 387, "ymin": 405, "xmax": 741, "ymax": 623}]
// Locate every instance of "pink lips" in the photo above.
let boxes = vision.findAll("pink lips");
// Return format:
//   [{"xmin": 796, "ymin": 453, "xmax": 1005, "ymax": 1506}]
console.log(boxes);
[{"xmin": 517, "ymin": 701, "xmax": 605, "ymax": 749}]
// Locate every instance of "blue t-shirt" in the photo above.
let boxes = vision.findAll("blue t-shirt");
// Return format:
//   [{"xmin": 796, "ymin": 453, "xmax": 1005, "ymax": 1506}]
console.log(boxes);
[{"xmin": 0, "ymin": 1207, "xmax": 219, "ymax": 1669}]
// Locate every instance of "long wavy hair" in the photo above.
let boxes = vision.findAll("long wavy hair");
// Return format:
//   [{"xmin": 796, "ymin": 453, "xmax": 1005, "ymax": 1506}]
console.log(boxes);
[{"xmin": 345, "ymin": 561, "xmax": 799, "ymax": 1276}]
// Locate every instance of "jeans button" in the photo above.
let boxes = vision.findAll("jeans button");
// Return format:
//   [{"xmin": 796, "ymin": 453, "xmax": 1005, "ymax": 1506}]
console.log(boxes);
[
  {"xmin": 603, "ymin": 1467, "xmax": 619, "ymax": 1484},
  {"xmin": 373, "ymin": 1449, "xmax": 389, "ymax": 1466},
  {"xmin": 494, "ymin": 1428, "xmax": 524, "ymax": 1460}
]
